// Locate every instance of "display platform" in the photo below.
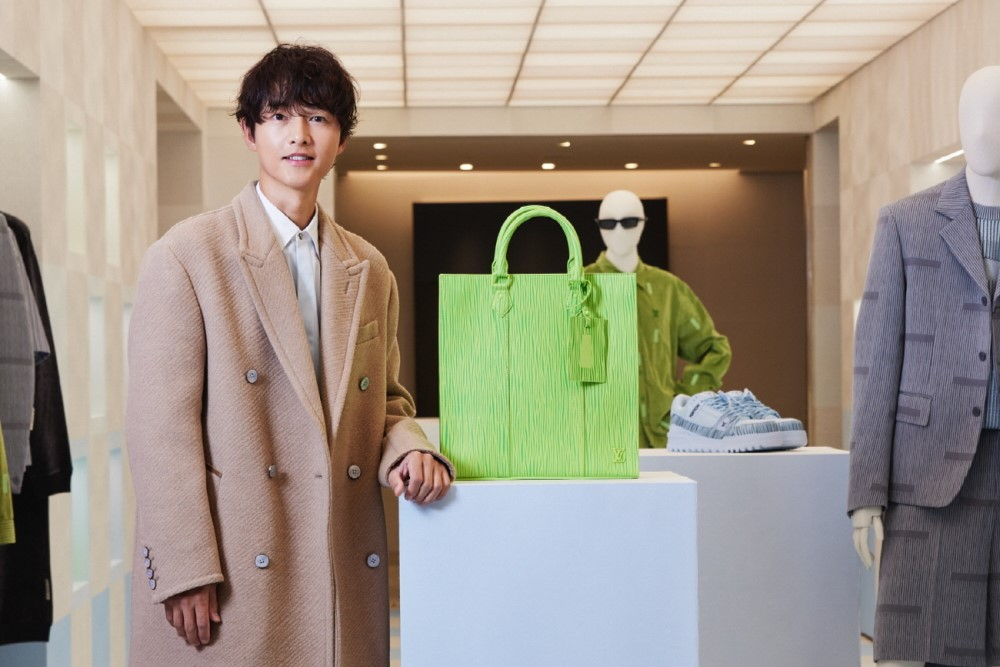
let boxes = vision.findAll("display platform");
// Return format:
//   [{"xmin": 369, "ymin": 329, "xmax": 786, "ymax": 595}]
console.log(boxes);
[
  {"xmin": 641, "ymin": 447, "xmax": 860, "ymax": 667},
  {"xmin": 398, "ymin": 472, "xmax": 698, "ymax": 667}
]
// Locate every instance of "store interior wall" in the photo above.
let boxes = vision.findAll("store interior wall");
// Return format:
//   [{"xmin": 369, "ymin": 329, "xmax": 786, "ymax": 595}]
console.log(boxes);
[
  {"xmin": 0, "ymin": 0, "xmax": 204, "ymax": 665},
  {"xmin": 2, "ymin": 0, "xmax": 1000, "ymax": 663}
]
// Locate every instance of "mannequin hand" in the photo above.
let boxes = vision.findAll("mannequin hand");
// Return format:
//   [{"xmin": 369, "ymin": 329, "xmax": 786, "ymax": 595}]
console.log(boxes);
[{"xmin": 851, "ymin": 506, "xmax": 884, "ymax": 569}]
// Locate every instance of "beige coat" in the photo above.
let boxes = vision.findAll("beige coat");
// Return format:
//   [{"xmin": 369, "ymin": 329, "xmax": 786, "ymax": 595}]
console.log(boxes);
[{"xmin": 126, "ymin": 183, "xmax": 440, "ymax": 666}]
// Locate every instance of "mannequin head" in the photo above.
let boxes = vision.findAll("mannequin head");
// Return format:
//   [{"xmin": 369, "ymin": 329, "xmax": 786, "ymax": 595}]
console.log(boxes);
[
  {"xmin": 597, "ymin": 190, "xmax": 645, "ymax": 273},
  {"xmin": 959, "ymin": 66, "xmax": 1000, "ymax": 205}
]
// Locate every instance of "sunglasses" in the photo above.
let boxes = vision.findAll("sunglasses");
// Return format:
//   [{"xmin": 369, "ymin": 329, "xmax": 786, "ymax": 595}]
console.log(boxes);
[{"xmin": 595, "ymin": 217, "xmax": 646, "ymax": 230}]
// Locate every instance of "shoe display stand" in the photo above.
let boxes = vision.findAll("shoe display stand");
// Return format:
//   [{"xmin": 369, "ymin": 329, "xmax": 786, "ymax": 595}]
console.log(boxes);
[
  {"xmin": 398, "ymin": 472, "xmax": 699, "ymax": 667},
  {"xmin": 641, "ymin": 448, "xmax": 860, "ymax": 667}
]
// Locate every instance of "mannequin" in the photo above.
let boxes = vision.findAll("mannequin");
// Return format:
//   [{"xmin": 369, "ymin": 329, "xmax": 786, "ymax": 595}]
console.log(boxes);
[
  {"xmin": 584, "ymin": 190, "xmax": 731, "ymax": 447},
  {"xmin": 850, "ymin": 66, "xmax": 1000, "ymax": 667}
]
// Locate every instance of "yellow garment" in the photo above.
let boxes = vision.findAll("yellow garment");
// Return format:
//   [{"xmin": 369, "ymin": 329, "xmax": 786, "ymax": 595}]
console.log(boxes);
[
  {"xmin": 0, "ymin": 420, "xmax": 15, "ymax": 544},
  {"xmin": 586, "ymin": 252, "xmax": 732, "ymax": 447}
]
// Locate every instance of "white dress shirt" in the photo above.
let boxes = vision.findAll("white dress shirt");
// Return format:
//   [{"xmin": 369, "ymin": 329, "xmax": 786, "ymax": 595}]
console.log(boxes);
[{"xmin": 256, "ymin": 183, "xmax": 322, "ymax": 376}]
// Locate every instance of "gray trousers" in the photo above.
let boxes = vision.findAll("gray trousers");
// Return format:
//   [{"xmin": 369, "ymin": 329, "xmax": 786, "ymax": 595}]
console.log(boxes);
[{"xmin": 876, "ymin": 429, "xmax": 1000, "ymax": 667}]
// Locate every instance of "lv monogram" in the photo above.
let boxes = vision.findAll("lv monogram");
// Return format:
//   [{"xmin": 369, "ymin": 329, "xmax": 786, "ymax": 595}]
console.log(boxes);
[{"xmin": 613, "ymin": 447, "xmax": 625, "ymax": 464}]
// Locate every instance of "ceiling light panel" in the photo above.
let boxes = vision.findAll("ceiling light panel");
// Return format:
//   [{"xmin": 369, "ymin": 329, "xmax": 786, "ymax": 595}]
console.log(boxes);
[
  {"xmin": 632, "ymin": 62, "xmax": 749, "ymax": 77},
  {"xmin": 760, "ymin": 49, "xmax": 881, "ymax": 64},
  {"xmin": 274, "ymin": 26, "xmax": 399, "ymax": 41},
  {"xmin": 654, "ymin": 37, "xmax": 779, "ymax": 52},
  {"xmin": 776, "ymin": 35, "xmax": 899, "ymax": 50},
  {"xmin": 533, "ymin": 23, "xmax": 663, "ymax": 40},
  {"xmin": 809, "ymin": 3, "xmax": 954, "ymax": 21},
  {"xmin": 132, "ymin": 10, "xmax": 267, "ymax": 26},
  {"xmin": 407, "ymin": 66, "xmax": 519, "ymax": 80},
  {"xmin": 125, "ymin": 0, "xmax": 255, "ymax": 9},
  {"xmin": 268, "ymin": 9, "xmax": 399, "ymax": 24},
  {"xmin": 791, "ymin": 20, "xmax": 922, "ymax": 37},
  {"xmin": 178, "ymin": 68, "xmax": 255, "ymax": 82},
  {"xmin": 405, "ymin": 7, "xmax": 539, "ymax": 24},
  {"xmin": 406, "ymin": 40, "xmax": 526, "ymax": 55},
  {"xmin": 732, "ymin": 74, "xmax": 842, "ymax": 88},
  {"xmin": 511, "ymin": 96, "xmax": 612, "ymax": 106},
  {"xmin": 747, "ymin": 62, "xmax": 856, "ymax": 77},
  {"xmin": 643, "ymin": 51, "xmax": 759, "ymax": 66},
  {"xmin": 544, "ymin": 0, "xmax": 679, "ymax": 6},
  {"xmin": 262, "ymin": 0, "xmax": 397, "ymax": 6},
  {"xmin": 664, "ymin": 21, "xmax": 792, "ymax": 38},
  {"xmin": 406, "ymin": 25, "xmax": 532, "ymax": 41},
  {"xmin": 824, "ymin": 0, "xmax": 954, "ymax": 5},
  {"xmin": 169, "ymin": 54, "xmax": 264, "ymax": 70},
  {"xmin": 529, "ymin": 38, "xmax": 653, "ymax": 53},
  {"xmin": 673, "ymin": 5, "xmax": 817, "ymax": 22},
  {"xmin": 540, "ymin": 6, "xmax": 677, "ymax": 22},
  {"xmin": 408, "ymin": 53, "xmax": 523, "ymax": 68}
]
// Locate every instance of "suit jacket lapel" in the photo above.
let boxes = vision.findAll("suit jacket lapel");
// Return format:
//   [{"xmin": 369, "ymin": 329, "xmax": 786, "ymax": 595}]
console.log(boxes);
[
  {"xmin": 233, "ymin": 183, "xmax": 326, "ymax": 434},
  {"xmin": 939, "ymin": 170, "xmax": 990, "ymax": 299},
  {"xmin": 317, "ymin": 212, "xmax": 369, "ymax": 441}
]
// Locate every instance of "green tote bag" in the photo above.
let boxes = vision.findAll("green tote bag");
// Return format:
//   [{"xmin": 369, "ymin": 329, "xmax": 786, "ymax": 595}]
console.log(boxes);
[{"xmin": 439, "ymin": 205, "xmax": 639, "ymax": 479}]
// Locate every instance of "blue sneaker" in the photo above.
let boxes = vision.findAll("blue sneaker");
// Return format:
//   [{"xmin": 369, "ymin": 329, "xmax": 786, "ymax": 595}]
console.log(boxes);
[
  {"xmin": 724, "ymin": 389, "xmax": 807, "ymax": 450},
  {"xmin": 668, "ymin": 391, "xmax": 785, "ymax": 452}
]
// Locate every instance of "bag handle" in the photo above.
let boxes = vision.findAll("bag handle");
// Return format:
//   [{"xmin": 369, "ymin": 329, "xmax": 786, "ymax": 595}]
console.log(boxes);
[{"xmin": 491, "ymin": 205, "xmax": 584, "ymax": 283}]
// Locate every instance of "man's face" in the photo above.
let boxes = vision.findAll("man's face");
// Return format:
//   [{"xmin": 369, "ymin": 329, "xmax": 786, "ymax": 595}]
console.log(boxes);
[{"xmin": 241, "ymin": 105, "xmax": 346, "ymax": 202}]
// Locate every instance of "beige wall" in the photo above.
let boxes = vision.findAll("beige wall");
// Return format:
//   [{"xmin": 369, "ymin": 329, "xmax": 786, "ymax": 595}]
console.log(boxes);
[
  {"xmin": 812, "ymin": 0, "xmax": 1000, "ymax": 446},
  {"xmin": 0, "ymin": 0, "xmax": 204, "ymax": 664},
  {"xmin": 334, "ymin": 168, "xmax": 808, "ymax": 429}
]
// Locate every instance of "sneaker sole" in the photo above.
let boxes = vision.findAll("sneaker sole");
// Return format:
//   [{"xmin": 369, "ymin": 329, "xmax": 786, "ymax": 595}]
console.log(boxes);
[{"xmin": 667, "ymin": 427, "xmax": 806, "ymax": 453}]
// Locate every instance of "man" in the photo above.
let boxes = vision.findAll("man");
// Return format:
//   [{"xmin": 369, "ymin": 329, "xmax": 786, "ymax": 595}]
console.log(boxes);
[{"xmin": 126, "ymin": 44, "xmax": 452, "ymax": 666}]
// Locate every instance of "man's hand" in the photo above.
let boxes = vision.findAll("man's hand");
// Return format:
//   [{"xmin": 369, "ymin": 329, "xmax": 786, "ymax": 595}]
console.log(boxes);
[
  {"xmin": 163, "ymin": 583, "xmax": 221, "ymax": 646},
  {"xmin": 388, "ymin": 451, "xmax": 452, "ymax": 504}
]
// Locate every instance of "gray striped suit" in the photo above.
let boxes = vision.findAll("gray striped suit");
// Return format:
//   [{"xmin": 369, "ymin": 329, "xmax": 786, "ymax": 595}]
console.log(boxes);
[{"xmin": 850, "ymin": 171, "xmax": 1000, "ymax": 666}]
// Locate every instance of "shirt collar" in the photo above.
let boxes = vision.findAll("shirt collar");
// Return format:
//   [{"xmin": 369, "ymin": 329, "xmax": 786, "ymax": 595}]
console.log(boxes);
[
  {"xmin": 256, "ymin": 182, "xmax": 319, "ymax": 254},
  {"xmin": 593, "ymin": 251, "xmax": 654, "ymax": 292}
]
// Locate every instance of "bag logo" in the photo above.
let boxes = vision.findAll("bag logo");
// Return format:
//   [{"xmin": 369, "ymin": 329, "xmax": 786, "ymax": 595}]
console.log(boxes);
[{"xmin": 613, "ymin": 447, "xmax": 625, "ymax": 464}]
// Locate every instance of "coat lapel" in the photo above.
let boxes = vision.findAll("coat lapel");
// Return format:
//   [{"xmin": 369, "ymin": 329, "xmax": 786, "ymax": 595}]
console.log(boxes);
[
  {"xmin": 317, "ymin": 211, "xmax": 369, "ymax": 442},
  {"xmin": 233, "ymin": 184, "xmax": 327, "ymax": 434},
  {"xmin": 939, "ymin": 170, "xmax": 989, "ymax": 299}
]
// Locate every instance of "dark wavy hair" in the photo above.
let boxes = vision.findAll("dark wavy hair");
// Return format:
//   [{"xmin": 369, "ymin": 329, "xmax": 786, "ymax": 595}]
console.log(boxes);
[{"xmin": 235, "ymin": 44, "xmax": 358, "ymax": 140}]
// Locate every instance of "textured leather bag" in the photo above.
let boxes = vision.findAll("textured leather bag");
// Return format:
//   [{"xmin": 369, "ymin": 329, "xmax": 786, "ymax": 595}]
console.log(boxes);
[{"xmin": 439, "ymin": 205, "xmax": 639, "ymax": 479}]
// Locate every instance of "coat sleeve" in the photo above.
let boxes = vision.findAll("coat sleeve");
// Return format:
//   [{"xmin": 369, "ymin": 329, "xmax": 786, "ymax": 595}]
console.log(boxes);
[
  {"xmin": 674, "ymin": 281, "xmax": 732, "ymax": 396},
  {"xmin": 847, "ymin": 208, "xmax": 905, "ymax": 514},
  {"xmin": 126, "ymin": 241, "xmax": 223, "ymax": 604},
  {"xmin": 377, "ymin": 272, "xmax": 454, "ymax": 485}
]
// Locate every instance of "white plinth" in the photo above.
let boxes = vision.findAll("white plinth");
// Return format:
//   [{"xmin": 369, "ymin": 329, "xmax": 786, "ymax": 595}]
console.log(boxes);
[
  {"xmin": 399, "ymin": 472, "xmax": 699, "ymax": 667},
  {"xmin": 640, "ymin": 447, "xmax": 860, "ymax": 667}
]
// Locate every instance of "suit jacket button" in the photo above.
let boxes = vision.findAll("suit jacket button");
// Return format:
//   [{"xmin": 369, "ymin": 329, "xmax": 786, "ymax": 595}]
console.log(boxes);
[
  {"xmin": 366, "ymin": 553, "xmax": 380, "ymax": 568},
  {"xmin": 149, "ymin": 579, "xmax": 156, "ymax": 591},
  {"xmin": 146, "ymin": 568, "xmax": 154, "ymax": 579},
  {"xmin": 144, "ymin": 558, "xmax": 151, "ymax": 568},
  {"xmin": 246, "ymin": 369, "xmax": 259, "ymax": 384},
  {"xmin": 348, "ymin": 465, "xmax": 361, "ymax": 480},
  {"xmin": 255, "ymin": 554, "xmax": 270, "ymax": 569},
  {"xmin": 974, "ymin": 407, "xmax": 983, "ymax": 417},
  {"xmin": 983, "ymin": 296, "xmax": 990, "ymax": 306},
  {"xmin": 981, "ymin": 351, "xmax": 988, "ymax": 361},
  {"xmin": 267, "ymin": 465, "xmax": 278, "ymax": 478},
  {"xmin": 359, "ymin": 376, "xmax": 370, "ymax": 391},
  {"xmin": 142, "ymin": 547, "xmax": 149, "ymax": 558}
]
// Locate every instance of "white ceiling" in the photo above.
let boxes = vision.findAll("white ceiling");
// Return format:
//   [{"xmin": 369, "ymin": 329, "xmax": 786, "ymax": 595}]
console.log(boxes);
[{"xmin": 128, "ymin": 0, "xmax": 958, "ymax": 110}]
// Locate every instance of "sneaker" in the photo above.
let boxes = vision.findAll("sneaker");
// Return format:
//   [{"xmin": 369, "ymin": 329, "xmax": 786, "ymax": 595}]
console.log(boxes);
[
  {"xmin": 724, "ymin": 389, "xmax": 807, "ymax": 450},
  {"xmin": 668, "ymin": 391, "xmax": 786, "ymax": 453}
]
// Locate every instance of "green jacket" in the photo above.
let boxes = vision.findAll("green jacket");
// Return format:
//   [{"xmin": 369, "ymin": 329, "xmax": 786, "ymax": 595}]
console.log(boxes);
[
  {"xmin": 586, "ymin": 253, "xmax": 732, "ymax": 447},
  {"xmin": 0, "ymin": 423, "xmax": 14, "ymax": 544}
]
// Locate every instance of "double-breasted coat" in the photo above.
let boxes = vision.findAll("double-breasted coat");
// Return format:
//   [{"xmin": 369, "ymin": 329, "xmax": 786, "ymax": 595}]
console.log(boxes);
[{"xmin": 126, "ymin": 183, "xmax": 442, "ymax": 666}]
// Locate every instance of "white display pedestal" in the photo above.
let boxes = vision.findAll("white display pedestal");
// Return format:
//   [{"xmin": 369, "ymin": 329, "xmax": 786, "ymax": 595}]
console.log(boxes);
[
  {"xmin": 398, "ymin": 472, "xmax": 699, "ymax": 667},
  {"xmin": 640, "ymin": 447, "xmax": 860, "ymax": 667}
]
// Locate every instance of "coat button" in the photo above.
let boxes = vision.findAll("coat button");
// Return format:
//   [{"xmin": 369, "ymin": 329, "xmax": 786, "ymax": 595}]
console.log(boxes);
[
  {"xmin": 981, "ymin": 351, "xmax": 988, "ymax": 361},
  {"xmin": 348, "ymin": 465, "xmax": 361, "ymax": 480},
  {"xmin": 149, "ymin": 579, "xmax": 156, "ymax": 591},
  {"xmin": 142, "ymin": 547, "xmax": 149, "ymax": 558},
  {"xmin": 144, "ymin": 558, "xmax": 151, "ymax": 568},
  {"xmin": 983, "ymin": 296, "xmax": 990, "ymax": 306},
  {"xmin": 359, "ymin": 376, "xmax": 370, "ymax": 391},
  {"xmin": 267, "ymin": 465, "xmax": 278, "ymax": 478},
  {"xmin": 974, "ymin": 407, "xmax": 983, "ymax": 417},
  {"xmin": 246, "ymin": 369, "xmax": 258, "ymax": 384},
  {"xmin": 147, "ymin": 568, "xmax": 154, "ymax": 579},
  {"xmin": 255, "ymin": 554, "xmax": 270, "ymax": 569},
  {"xmin": 366, "ymin": 553, "xmax": 380, "ymax": 568}
]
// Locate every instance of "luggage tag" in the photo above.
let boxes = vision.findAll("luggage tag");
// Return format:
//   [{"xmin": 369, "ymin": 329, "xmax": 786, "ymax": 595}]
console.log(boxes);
[{"xmin": 569, "ymin": 309, "xmax": 607, "ymax": 383}]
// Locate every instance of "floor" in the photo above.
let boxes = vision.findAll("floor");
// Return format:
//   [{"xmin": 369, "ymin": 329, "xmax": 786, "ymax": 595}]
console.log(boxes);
[{"xmin": 390, "ymin": 610, "xmax": 878, "ymax": 666}]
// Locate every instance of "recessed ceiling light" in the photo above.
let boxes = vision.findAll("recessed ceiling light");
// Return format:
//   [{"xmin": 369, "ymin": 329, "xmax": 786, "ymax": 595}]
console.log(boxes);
[
  {"xmin": 559, "ymin": 141, "xmax": 571, "ymax": 148},
  {"xmin": 375, "ymin": 154, "xmax": 388, "ymax": 161},
  {"xmin": 742, "ymin": 139, "xmax": 756, "ymax": 146},
  {"xmin": 376, "ymin": 165, "xmax": 388, "ymax": 171},
  {"xmin": 459, "ymin": 163, "xmax": 474, "ymax": 171},
  {"xmin": 541, "ymin": 163, "xmax": 556, "ymax": 170},
  {"xmin": 625, "ymin": 163, "xmax": 638, "ymax": 170},
  {"xmin": 373, "ymin": 142, "xmax": 387, "ymax": 150},
  {"xmin": 709, "ymin": 162, "xmax": 721, "ymax": 168},
  {"xmin": 933, "ymin": 149, "xmax": 964, "ymax": 164}
]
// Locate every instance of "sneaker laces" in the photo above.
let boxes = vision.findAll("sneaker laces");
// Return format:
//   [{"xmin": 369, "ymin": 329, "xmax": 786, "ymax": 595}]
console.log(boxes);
[{"xmin": 725, "ymin": 389, "xmax": 781, "ymax": 419}]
